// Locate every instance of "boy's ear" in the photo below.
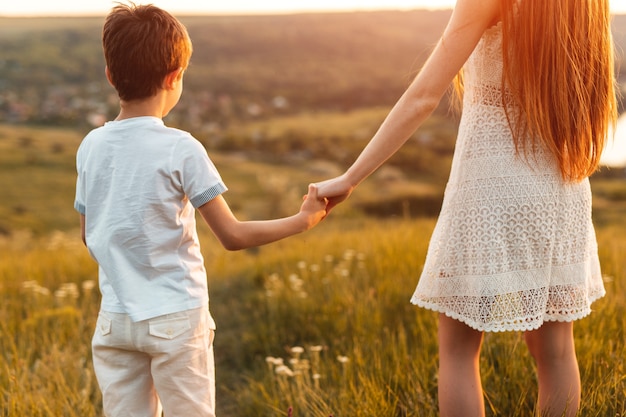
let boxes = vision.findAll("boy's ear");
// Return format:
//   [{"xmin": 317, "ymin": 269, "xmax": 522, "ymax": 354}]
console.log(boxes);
[
  {"xmin": 163, "ymin": 67, "xmax": 184, "ymax": 90},
  {"xmin": 105, "ymin": 66, "xmax": 115, "ymax": 88}
]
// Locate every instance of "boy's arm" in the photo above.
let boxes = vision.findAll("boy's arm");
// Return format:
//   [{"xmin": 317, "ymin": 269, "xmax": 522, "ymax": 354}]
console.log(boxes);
[{"xmin": 197, "ymin": 184, "xmax": 326, "ymax": 251}]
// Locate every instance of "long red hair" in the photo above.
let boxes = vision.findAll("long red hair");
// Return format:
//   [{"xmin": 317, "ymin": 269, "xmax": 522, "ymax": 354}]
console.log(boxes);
[{"xmin": 500, "ymin": 0, "xmax": 618, "ymax": 181}]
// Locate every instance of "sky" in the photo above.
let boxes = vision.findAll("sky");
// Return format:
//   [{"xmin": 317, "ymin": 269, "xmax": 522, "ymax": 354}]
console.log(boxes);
[
  {"xmin": 0, "ymin": 0, "xmax": 625, "ymax": 16},
  {"xmin": 601, "ymin": 114, "xmax": 626, "ymax": 167}
]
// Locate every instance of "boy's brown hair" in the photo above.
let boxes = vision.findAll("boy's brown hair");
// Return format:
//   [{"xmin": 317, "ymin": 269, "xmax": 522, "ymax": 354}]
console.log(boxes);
[{"xmin": 102, "ymin": 2, "xmax": 192, "ymax": 101}]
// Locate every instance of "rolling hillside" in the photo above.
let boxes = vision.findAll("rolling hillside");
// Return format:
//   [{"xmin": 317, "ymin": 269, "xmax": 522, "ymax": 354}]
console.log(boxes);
[{"xmin": 1, "ymin": 10, "xmax": 625, "ymax": 127}]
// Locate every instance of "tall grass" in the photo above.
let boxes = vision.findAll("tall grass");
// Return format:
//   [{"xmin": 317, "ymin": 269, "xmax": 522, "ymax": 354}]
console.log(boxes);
[
  {"xmin": 209, "ymin": 219, "xmax": 626, "ymax": 416},
  {"xmin": 1, "ymin": 218, "xmax": 624, "ymax": 416},
  {"xmin": 0, "ymin": 232, "xmax": 100, "ymax": 416},
  {"xmin": 0, "ymin": 123, "xmax": 624, "ymax": 416}
]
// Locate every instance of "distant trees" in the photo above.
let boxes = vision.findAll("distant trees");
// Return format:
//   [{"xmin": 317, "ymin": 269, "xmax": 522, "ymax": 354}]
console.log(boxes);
[{"xmin": 0, "ymin": 11, "xmax": 624, "ymax": 158}]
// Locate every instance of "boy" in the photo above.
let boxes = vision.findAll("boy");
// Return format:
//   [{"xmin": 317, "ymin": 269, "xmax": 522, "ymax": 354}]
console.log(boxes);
[{"xmin": 74, "ymin": 4, "xmax": 327, "ymax": 416}]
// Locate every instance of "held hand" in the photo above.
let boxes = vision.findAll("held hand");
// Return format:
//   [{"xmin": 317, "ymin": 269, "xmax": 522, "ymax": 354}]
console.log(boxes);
[
  {"xmin": 314, "ymin": 175, "xmax": 355, "ymax": 213},
  {"xmin": 300, "ymin": 184, "xmax": 328, "ymax": 228}
]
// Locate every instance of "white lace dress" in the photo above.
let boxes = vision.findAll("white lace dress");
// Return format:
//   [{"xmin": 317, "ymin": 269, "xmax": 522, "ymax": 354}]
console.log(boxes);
[{"xmin": 410, "ymin": 23, "xmax": 606, "ymax": 332}]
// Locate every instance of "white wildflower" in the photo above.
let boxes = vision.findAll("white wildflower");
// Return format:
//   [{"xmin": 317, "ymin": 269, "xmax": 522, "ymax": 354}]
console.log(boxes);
[
  {"xmin": 82, "ymin": 280, "xmax": 96, "ymax": 292},
  {"xmin": 290, "ymin": 346, "xmax": 304, "ymax": 359},
  {"xmin": 337, "ymin": 355, "xmax": 349, "ymax": 364},
  {"xmin": 268, "ymin": 273, "xmax": 280, "ymax": 282},
  {"xmin": 21, "ymin": 280, "xmax": 38, "ymax": 290},
  {"xmin": 275, "ymin": 365, "xmax": 295, "ymax": 377},
  {"xmin": 288, "ymin": 274, "xmax": 304, "ymax": 290},
  {"xmin": 34, "ymin": 286, "xmax": 50, "ymax": 296},
  {"xmin": 60, "ymin": 283, "xmax": 79, "ymax": 299}
]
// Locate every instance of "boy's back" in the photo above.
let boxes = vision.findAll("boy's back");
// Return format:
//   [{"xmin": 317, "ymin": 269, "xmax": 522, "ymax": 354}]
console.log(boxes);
[{"xmin": 75, "ymin": 115, "xmax": 226, "ymax": 321}]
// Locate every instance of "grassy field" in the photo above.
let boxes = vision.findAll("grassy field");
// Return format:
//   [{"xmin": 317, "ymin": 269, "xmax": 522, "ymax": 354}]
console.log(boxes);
[{"xmin": 0, "ymin": 121, "xmax": 625, "ymax": 416}]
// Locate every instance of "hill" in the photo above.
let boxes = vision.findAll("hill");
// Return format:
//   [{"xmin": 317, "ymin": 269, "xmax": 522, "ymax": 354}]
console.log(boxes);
[
  {"xmin": 0, "ymin": 11, "xmax": 450, "ymax": 126},
  {"xmin": 1, "ymin": 10, "xmax": 625, "ymax": 128},
  {"xmin": 1, "ymin": 10, "xmax": 625, "ymax": 235}
]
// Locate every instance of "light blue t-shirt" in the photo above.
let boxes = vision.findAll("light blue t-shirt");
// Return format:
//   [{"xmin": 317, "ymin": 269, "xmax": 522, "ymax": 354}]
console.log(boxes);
[{"xmin": 74, "ymin": 116, "xmax": 226, "ymax": 322}]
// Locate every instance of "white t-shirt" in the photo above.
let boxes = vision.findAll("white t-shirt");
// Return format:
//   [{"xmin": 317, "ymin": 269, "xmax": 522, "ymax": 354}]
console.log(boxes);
[{"xmin": 74, "ymin": 116, "xmax": 227, "ymax": 322}]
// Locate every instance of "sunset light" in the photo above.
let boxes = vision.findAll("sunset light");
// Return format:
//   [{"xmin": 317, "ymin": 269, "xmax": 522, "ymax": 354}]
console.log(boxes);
[
  {"xmin": 3, "ymin": 0, "xmax": 450, "ymax": 16},
  {"xmin": 1, "ymin": 0, "xmax": 625, "ymax": 415},
  {"xmin": 1, "ymin": 0, "xmax": 625, "ymax": 16}
]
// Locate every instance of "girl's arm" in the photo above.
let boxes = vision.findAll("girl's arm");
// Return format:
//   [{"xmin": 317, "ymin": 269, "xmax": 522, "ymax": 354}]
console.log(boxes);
[
  {"xmin": 316, "ymin": 0, "xmax": 500, "ymax": 209},
  {"xmin": 197, "ymin": 184, "xmax": 327, "ymax": 251}
]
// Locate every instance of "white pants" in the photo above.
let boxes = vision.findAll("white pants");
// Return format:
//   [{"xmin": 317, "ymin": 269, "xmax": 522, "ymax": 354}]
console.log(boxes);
[{"xmin": 92, "ymin": 308, "xmax": 216, "ymax": 417}]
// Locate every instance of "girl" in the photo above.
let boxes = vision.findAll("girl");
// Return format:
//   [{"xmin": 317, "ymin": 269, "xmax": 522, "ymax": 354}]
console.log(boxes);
[{"xmin": 314, "ymin": 0, "xmax": 617, "ymax": 416}]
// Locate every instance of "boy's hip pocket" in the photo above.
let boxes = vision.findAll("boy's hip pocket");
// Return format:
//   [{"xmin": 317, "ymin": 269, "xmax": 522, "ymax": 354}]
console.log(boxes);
[{"xmin": 148, "ymin": 315, "xmax": 191, "ymax": 340}]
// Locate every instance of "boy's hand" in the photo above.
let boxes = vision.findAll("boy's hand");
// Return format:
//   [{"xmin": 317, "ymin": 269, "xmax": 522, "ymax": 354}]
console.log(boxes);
[{"xmin": 300, "ymin": 184, "xmax": 328, "ymax": 228}]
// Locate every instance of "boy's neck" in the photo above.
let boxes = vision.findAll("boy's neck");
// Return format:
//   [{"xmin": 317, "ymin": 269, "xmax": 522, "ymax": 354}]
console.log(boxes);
[{"xmin": 115, "ymin": 91, "xmax": 170, "ymax": 121}]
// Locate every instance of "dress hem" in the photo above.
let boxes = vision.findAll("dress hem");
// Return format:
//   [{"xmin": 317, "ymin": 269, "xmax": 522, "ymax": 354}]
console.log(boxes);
[{"xmin": 410, "ymin": 291, "xmax": 606, "ymax": 333}]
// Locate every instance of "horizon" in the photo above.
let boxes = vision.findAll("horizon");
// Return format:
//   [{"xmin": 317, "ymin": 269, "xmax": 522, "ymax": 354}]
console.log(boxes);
[
  {"xmin": 1, "ymin": 1, "xmax": 452, "ymax": 17},
  {"xmin": 1, "ymin": 0, "xmax": 625, "ymax": 17}
]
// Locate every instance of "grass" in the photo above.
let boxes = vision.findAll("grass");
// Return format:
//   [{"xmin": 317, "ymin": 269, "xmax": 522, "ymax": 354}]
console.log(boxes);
[
  {"xmin": 208, "ymin": 219, "xmax": 626, "ymax": 416},
  {"xmin": 0, "ymin": 122, "xmax": 625, "ymax": 416},
  {"xmin": 0, "ymin": 124, "xmax": 85, "ymax": 235},
  {"xmin": 1, "ymin": 219, "xmax": 624, "ymax": 416}
]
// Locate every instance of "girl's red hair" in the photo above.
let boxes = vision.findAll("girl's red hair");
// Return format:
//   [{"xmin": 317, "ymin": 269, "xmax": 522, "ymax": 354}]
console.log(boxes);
[{"xmin": 500, "ymin": 0, "xmax": 618, "ymax": 181}]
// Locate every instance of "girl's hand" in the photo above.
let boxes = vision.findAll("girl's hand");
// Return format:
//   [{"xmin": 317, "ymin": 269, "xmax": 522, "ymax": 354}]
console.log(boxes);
[{"xmin": 314, "ymin": 174, "xmax": 355, "ymax": 212}]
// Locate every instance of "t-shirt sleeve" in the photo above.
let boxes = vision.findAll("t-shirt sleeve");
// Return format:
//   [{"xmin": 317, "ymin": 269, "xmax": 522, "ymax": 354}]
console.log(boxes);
[
  {"xmin": 173, "ymin": 136, "xmax": 227, "ymax": 208},
  {"xmin": 74, "ymin": 143, "xmax": 86, "ymax": 215}
]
